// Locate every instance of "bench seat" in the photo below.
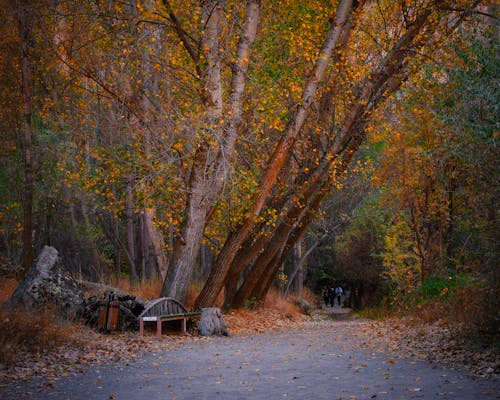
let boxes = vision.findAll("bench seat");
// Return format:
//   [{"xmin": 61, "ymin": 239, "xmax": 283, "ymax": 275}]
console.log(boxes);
[{"xmin": 139, "ymin": 312, "xmax": 201, "ymax": 337}]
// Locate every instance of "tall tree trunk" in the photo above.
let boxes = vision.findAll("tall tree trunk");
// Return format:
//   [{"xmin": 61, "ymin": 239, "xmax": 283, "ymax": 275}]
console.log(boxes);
[
  {"xmin": 230, "ymin": 176, "xmax": 326, "ymax": 308},
  {"xmin": 161, "ymin": 0, "xmax": 261, "ymax": 303},
  {"xmin": 227, "ymin": 3, "xmax": 439, "ymax": 309},
  {"xmin": 135, "ymin": 2, "xmax": 170, "ymax": 281},
  {"xmin": 253, "ymin": 251, "xmax": 283, "ymax": 305},
  {"xmin": 160, "ymin": 0, "xmax": 223, "ymax": 300},
  {"xmin": 140, "ymin": 213, "xmax": 156, "ymax": 281},
  {"xmin": 232, "ymin": 181, "xmax": 331, "ymax": 308},
  {"xmin": 18, "ymin": 0, "xmax": 34, "ymax": 274},
  {"xmin": 126, "ymin": 175, "xmax": 138, "ymax": 281},
  {"xmin": 113, "ymin": 216, "xmax": 121, "ymax": 278},
  {"xmin": 285, "ymin": 233, "xmax": 327, "ymax": 297},
  {"xmin": 195, "ymin": 0, "xmax": 355, "ymax": 309},
  {"xmin": 445, "ymin": 176, "xmax": 456, "ymax": 273},
  {"xmin": 252, "ymin": 192, "xmax": 329, "ymax": 305},
  {"xmin": 222, "ymin": 233, "xmax": 268, "ymax": 308},
  {"xmin": 200, "ymin": 244, "xmax": 213, "ymax": 282},
  {"xmin": 161, "ymin": 186, "xmax": 210, "ymax": 300},
  {"xmin": 289, "ymin": 238, "xmax": 303, "ymax": 294},
  {"xmin": 143, "ymin": 208, "xmax": 169, "ymax": 279},
  {"xmin": 79, "ymin": 195, "xmax": 102, "ymax": 277}
]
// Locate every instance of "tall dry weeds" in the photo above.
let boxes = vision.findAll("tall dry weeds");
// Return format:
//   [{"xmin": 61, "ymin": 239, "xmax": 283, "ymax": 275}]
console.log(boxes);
[
  {"xmin": 264, "ymin": 289, "xmax": 301, "ymax": 318},
  {"xmin": 0, "ymin": 309, "xmax": 83, "ymax": 366},
  {"xmin": 110, "ymin": 276, "xmax": 163, "ymax": 300}
]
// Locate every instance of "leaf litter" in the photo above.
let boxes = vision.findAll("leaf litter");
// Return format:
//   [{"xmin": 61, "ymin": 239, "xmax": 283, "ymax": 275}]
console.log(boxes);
[{"xmin": 0, "ymin": 306, "xmax": 497, "ymax": 383}]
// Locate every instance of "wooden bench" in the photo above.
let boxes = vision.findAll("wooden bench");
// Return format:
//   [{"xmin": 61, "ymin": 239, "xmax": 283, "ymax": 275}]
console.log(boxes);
[
  {"xmin": 139, "ymin": 312, "xmax": 201, "ymax": 337},
  {"xmin": 138, "ymin": 297, "xmax": 200, "ymax": 337}
]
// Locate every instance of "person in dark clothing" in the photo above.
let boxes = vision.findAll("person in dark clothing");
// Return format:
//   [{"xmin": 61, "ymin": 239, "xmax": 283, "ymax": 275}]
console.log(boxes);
[
  {"xmin": 328, "ymin": 287, "xmax": 336, "ymax": 307},
  {"xmin": 323, "ymin": 288, "xmax": 329, "ymax": 307}
]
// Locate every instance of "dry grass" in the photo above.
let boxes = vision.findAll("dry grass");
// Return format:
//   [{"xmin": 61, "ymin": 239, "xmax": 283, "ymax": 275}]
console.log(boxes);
[
  {"xmin": 109, "ymin": 276, "xmax": 163, "ymax": 300},
  {"xmin": 356, "ymin": 305, "xmax": 391, "ymax": 320},
  {"xmin": 0, "ymin": 309, "xmax": 83, "ymax": 367},
  {"xmin": 0, "ymin": 278, "xmax": 83, "ymax": 367},
  {"xmin": 287, "ymin": 287, "xmax": 320, "ymax": 307},
  {"xmin": 264, "ymin": 289, "xmax": 301, "ymax": 318}
]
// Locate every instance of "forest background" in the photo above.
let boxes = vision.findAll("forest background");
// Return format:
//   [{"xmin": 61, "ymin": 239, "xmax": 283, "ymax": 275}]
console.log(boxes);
[{"xmin": 0, "ymin": 0, "xmax": 498, "ymax": 336}]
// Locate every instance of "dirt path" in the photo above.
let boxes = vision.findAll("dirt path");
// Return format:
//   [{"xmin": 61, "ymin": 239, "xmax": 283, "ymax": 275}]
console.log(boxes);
[{"xmin": 1, "ymin": 318, "xmax": 498, "ymax": 400}]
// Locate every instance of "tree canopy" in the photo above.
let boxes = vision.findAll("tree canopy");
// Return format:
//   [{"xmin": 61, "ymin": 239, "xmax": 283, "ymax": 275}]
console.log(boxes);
[{"xmin": 0, "ymin": 0, "xmax": 496, "ymax": 314}]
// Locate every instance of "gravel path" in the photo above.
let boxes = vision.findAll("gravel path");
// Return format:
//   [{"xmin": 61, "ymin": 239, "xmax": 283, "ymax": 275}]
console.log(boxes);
[{"xmin": 1, "ymin": 318, "xmax": 498, "ymax": 400}]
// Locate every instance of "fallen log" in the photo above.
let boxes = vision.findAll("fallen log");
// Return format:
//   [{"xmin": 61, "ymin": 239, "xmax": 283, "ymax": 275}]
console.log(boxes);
[{"xmin": 77, "ymin": 280, "xmax": 144, "ymax": 302}]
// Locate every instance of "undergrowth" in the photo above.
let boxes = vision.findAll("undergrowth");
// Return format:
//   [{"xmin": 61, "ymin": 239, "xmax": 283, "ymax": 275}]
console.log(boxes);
[
  {"xmin": 109, "ymin": 276, "xmax": 163, "ymax": 301},
  {"xmin": 362, "ymin": 273, "xmax": 500, "ymax": 345},
  {"xmin": 354, "ymin": 306, "xmax": 390, "ymax": 320},
  {"xmin": 0, "ymin": 309, "xmax": 83, "ymax": 366},
  {"xmin": 402, "ymin": 274, "xmax": 498, "ymax": 336},
  {"xmin": 265, "ymin": 289, "xmax": 301, "ymax": 318}
]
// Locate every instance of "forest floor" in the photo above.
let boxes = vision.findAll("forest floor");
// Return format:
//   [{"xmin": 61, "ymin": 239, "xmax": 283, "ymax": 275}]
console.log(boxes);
[{"xmin": 0, "ymin": 302, "xmax": 498, "ymax": 399}]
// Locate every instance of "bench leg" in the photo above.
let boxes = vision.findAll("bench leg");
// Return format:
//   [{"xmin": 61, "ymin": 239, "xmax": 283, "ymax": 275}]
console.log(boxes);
[
  {"xmin": 139, "ymin": 318, "xmax": 144, "ymax": 336},
  {"xmin": 157, "ymin": 318, "xmax": 162, "ymax": 338},
  {"xmin": 182, "ymin": 318, "xmax": 187, "ymax": 335}
]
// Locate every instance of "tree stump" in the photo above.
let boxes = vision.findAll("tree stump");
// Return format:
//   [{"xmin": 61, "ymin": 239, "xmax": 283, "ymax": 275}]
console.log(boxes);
[
  {"xmin": 3, "ymin": 246, "xmax": 84, "ymax": 319},
  {"xmin": 198, "ymin": 307, "xmax": 229, "ymax": 336},
  {"xmin": 297, "ymin": 298, "xmax": 312, "ymax": 315}
]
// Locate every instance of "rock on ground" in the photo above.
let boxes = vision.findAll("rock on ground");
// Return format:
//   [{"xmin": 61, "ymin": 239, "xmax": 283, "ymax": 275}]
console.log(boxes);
[
  {"xmin": 2, "ymin": 246, "xmax": 83, "ymax": 319},
  {"xmin": 296, "ymin": 298, "xmax": 312, "ymax": 315}
]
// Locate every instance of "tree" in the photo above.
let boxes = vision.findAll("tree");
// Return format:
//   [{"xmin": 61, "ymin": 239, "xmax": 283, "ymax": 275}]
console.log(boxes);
[
  {"xmin": 16, "ymin": 0, "xmax": 35, "ymax": 273},
  {"xmin": 0, "ymin": 0, "xmax": 485, "ymax": 311},
  {"xmin": 332, "ymin": 8, "xmax": 499, "ymax": 302},
  {"xmin": 156, "ymin": 0, "xmax": 262, "ymax": 301},
  {"xmin": 196, "ymin": 0, "xmax": 482, "ymax": 309}
]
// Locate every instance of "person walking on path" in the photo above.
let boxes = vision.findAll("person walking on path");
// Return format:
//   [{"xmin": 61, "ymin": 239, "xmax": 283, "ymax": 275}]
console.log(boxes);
[
  {"xmin": 323, "ymin": 288, "xmax": 329, "ymax": 307},
  {"xmin": 335, "ymin": 286, "xmax": 343, "ymax": 306},
  {"xmin": 328, "ymin": 287, "xmax": 336, "ymax": 307}
]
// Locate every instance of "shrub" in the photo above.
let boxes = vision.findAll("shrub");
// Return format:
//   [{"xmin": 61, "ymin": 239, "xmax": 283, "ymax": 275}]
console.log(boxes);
[
  {"xmin": 0, "ymin": 309, "xmax": 82, "ymax": 366},
  {"xmin": 264, "ymin": 289, "xmax": 301, "ymax": 317},
  {"xmin": 400, "ymin": 273, "xmax": 499, "ymax": 342},
  {"xmin": 412, "ymin": 274, "xmax": 475, "ymax": 306}
]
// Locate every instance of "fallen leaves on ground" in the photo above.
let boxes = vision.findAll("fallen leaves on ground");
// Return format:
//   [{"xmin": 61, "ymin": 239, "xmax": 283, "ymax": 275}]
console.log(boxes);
[
  {"xmin": 310, "ymin": 307, "xmax": 499, "ymax": 378},
  {"xmin": 360, "ymin": 317, "xmax": 499, "ymax": 378},
  {"xmin": 0, "ymin": 307, "xmax": 497, "ymax": 382},
  {"xmin": 0, "ymin": 327, "xmax": 201, "ymax": 382},
  {"xmin": 225, "ymin": 307, "xmax": 308, "ymax": 335},
  {"xmin": 0, "ymin": 308, "xmax": 307, "ymax": 382}
]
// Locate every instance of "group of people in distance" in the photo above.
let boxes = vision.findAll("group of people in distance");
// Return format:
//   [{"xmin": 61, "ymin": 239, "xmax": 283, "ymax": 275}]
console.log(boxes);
[{"xmin": 323, "ymin": 285, "xmax": 344, "ymax": 307}]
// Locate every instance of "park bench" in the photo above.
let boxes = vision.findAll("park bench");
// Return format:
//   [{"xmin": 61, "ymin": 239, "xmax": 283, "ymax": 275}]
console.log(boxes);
[{"xmin": 138, "ymin": 297, "xmax": 201, "ymax": 337}]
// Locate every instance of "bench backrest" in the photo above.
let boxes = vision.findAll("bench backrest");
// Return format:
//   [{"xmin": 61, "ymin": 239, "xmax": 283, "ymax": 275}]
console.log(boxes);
[{"xmin": 139, "ymin": 297, "xmax": 188, "ymax": 318}]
